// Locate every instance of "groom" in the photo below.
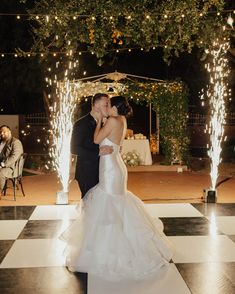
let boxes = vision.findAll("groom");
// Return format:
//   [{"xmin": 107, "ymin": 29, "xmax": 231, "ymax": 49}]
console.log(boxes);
[{"xmin": 71, "ymin": 93, "xmax": 113, "ymax": 198}]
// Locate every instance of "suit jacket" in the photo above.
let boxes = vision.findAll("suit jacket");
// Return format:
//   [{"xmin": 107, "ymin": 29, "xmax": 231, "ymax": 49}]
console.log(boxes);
[
  {"xmin": 71, "ymin": 113, "xmax": 99, "ymax": 180},
  {"xmin": 0, "ymin": 137, "xmax": 23, "ymax": 175}
]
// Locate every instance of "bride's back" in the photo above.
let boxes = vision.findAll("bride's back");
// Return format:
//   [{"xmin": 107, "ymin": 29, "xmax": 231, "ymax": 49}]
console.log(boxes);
[{"xmin": 107, "ymin": 116, "xmax": 127, "ymax": 146}]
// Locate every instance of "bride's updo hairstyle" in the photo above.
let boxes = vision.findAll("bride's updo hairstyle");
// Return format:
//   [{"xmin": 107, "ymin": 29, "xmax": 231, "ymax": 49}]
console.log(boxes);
[{"xmin": 110, "ymin": 96, "xmax": 133, "ymax": 118}]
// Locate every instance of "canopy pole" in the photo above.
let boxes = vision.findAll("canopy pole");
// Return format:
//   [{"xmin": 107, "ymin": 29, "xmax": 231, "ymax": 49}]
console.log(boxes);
[
  {"xmin": 149, "ymin": 102, "xmax": 152, "ymax": 138},
  {"xmin": 156, "ymin": 110, "xmax": 160, "ymax": 154}
]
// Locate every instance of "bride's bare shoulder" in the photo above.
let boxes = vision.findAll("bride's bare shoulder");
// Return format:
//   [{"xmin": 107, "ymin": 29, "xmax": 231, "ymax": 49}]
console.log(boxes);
[{"xmin": 107, "ymin": 116, "xmax": 120, "ymax": 124}]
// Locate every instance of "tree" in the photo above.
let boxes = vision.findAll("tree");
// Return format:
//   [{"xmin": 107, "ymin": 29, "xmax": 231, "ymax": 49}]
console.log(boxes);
[{"xmin": 19, "ymin": 0, "xmax": 232, "ymax": 64}]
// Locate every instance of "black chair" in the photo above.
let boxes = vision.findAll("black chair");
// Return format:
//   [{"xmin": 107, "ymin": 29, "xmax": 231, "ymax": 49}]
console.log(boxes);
[{"xmin": 3, "ymin": 153, "xmax": 27, "ymax": 201}]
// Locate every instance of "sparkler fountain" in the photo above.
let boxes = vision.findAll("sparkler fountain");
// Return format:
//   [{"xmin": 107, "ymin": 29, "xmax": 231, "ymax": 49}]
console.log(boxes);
[
  {"xmin": 50, "ymin": 80, "xmax": 78, "ymax": 204},
  {"xmin": 202, "ymin": 38, "xmax": 230, "ymax": 202}
]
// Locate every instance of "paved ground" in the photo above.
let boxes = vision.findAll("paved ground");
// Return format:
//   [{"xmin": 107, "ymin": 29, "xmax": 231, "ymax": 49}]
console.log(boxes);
[{"xmin": 0, "ymin": 169, "xmax": 234, "ymax": 205}]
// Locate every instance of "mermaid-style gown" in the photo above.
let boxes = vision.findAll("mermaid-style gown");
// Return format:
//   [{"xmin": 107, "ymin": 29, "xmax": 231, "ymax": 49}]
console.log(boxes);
[{"xmin": 61, "ymin": 138, "xmax": 173, "ymax": 280}]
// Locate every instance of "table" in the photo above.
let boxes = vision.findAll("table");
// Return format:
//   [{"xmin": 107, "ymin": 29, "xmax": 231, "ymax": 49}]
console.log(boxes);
[{"xmin": 121, "ymin": 139, "xmax": 152, "ymax": 165}]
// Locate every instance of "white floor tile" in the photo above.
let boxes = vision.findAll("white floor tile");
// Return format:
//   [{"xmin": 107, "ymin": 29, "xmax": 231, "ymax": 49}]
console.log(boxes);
[
  {"xmin": 0, "ymin": 220, "xmax": 27, "ymax": 240},
  {"xmin": 88, "ymin": 264, "xmax": 190, "ymax": 294},
  {"xmin": 0, "ymin": 239, "xmax": 66, "ymax": 268},
  {"xmin": 145, "ymin": 203, "xmax": 203, "ymax": 218},
  {"xmin": 207, "ymin": 216, "xmax": 235, "ymax": 235},
  {"xmin": 29, "ymin": 205, "xmax": 79, "ymax": 220},
  {"xmin": 170, "ymin": 235, "xmax": 235, "ymax": 263}
]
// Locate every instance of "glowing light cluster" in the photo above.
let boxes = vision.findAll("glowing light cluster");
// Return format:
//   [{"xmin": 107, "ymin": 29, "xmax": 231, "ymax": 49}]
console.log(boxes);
[
  {"xmin": 202, "ymin": 39, "xmax": 230, "ymax": 190},
  {"xmin": 72, "ymin": 81, "xmax": 125, "ymax": 99},
  {"xmin": 50, "ymin": 80, "xmax": 79, "ymax": 192}
]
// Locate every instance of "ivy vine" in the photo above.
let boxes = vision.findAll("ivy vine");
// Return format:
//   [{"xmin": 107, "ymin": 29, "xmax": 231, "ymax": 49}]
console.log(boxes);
[{"xmin": 122, "ymin": 81, "xmax": 189, "ymax": 164}]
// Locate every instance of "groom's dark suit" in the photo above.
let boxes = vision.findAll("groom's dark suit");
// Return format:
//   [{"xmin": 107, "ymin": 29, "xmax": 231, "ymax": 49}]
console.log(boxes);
[{"xmin": 71, "ymin": 113, "xmax": 99, "ymax": 198}]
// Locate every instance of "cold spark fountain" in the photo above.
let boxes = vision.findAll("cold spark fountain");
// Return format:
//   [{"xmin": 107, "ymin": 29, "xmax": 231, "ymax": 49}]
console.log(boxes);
[
  {"xmin": 50, "ymin": 79, "xmax": 78, "ymax": 204},
  {"xmin": 202, "ymin": 38, "xmax": 230, "ymax": 202}
]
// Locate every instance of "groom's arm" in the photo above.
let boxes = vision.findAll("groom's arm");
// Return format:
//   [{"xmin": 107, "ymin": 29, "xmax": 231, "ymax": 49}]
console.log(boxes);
[
  {"xmin": 71, "ymin": 121, "xmax": 99, "ymax": 159},
  {"xmin": 99, "ymin": 145, "xmax": 113, "ymax": 156}
]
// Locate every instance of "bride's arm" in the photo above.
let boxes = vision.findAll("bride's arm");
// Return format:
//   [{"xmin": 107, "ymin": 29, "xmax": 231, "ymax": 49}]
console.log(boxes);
[{"xmin": 94, "ymin": 117, "xmax": 115, "ymax": 144}]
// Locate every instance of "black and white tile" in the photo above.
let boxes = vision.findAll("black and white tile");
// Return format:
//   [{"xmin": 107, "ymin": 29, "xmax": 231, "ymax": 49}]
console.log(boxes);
[{"xmin": 0, "ymin": 203, "xmax": 235, "ymax": 293}]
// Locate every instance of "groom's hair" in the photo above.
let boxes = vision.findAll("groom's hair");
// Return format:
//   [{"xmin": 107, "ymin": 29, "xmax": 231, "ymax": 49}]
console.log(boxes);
[
  {"xmin": 92, "ymin": 93, "xmax": 109, "ymax": 106},
  {"xmin": 0, "ymin": 125, "xmax": 11, "ymax": 131}
]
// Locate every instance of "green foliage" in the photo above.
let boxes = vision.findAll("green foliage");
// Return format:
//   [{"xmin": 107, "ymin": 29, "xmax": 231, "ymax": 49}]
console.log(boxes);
[
  {"xmin": 123, "ymin": 81, "xmax": 189, "ymax": 164},
  {"xmin": 20, "ymin": 0, "xmax": 228, "ymax": 62}
]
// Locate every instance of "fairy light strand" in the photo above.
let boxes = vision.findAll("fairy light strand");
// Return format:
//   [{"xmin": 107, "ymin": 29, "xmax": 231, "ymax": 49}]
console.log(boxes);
[{"xmin": 0, "ymin": 9, "xmax": 234, "ymax": 18}]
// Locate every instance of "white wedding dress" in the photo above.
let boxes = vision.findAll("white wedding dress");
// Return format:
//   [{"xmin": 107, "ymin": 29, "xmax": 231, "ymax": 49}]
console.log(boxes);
[{"xmin": 61, "ymin": 138, "xmax": 173, "ymax": 280}]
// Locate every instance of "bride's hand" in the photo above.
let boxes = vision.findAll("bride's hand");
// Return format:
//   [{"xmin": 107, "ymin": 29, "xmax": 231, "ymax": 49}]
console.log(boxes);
[{"xmin": 94, "ymin": 111, "xmax": 102, "ymax": 123}]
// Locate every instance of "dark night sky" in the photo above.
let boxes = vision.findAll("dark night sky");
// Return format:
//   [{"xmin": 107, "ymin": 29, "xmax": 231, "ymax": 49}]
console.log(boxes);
[{"xmin": 0, "ymin": 0, "xmax": 234, "ymax": 114}]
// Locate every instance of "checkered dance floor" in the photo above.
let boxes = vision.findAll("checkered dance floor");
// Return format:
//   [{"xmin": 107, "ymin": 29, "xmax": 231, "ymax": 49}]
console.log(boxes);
[{"xmin": 0, "ymin": 203, "xmax": 235, "ymax": 294}]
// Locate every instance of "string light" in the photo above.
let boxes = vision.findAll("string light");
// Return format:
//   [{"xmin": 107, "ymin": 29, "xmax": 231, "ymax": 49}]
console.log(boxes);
[
  {"xmin": 0, "ymin": 9, "xmax": 234, "ymax": 19},
  {"xmin": 0, "ymin": 48, "xmax": 142, "ymax": 57},
  {"xmin": 0, "ymin": 36, "xmax": 230, "ymax": 59}
]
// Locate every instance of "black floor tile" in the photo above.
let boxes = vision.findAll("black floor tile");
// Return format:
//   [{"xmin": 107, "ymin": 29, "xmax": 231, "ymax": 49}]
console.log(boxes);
[
  {"xmin": 228, "ymin": 235, "xmax": 235, "ymax": 243},
  {"xmin": 160, "ymin": 217, "xmax": 222, "ymax": 236},
  {"xmin": 0, "ymin": 206, "xmax": 36, "ymax": 220},
  {"xmin": 192, "ymin": 203, "xmax": 235, "ymax": 216},
  {"xmin": 18, "ymin": 220, "xmax": 74, "ymax": 239},
  {"xmin": 176, "ymin": 263, "xmax": 235, "ymax": 294},
  {"xmin": 0, "ymin": 267, "xmax": 87, "ymax": 294},
  {"xmin": 0, "ymin": 240, "xmax": 14, "ymax": 263}
]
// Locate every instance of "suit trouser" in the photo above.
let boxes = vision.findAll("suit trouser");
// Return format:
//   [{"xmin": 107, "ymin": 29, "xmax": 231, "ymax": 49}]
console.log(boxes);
[
  {"xmin": 76, "ymin": 161, "xmax": 99, "ymax": 198},
  {"xmin": 0, "ymin": 167, "xmax": 13, "ymax": 191}
]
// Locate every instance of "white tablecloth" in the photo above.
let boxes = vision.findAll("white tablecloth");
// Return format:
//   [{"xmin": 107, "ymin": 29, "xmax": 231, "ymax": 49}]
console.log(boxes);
[{"xmin": 122, "ymin": 139, "xmax": 152, "ymax": 165}]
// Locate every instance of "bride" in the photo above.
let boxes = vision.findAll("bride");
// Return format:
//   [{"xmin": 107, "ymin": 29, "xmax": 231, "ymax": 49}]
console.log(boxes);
[{"xmin": 61, "ymin": 96, "xmax": 173, "ymax": 280}]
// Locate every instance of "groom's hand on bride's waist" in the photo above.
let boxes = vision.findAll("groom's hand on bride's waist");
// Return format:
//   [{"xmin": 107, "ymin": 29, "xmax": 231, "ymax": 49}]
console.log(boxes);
[{"xmin": 99, "ymin": 145, "xmax": 114, "ymax": 156}]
